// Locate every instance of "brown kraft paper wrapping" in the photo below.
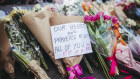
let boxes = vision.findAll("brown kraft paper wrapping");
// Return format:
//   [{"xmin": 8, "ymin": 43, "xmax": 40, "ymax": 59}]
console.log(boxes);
[
  {"xmin": 0, "ymin": 22, "xmax": 15, "ymax": 79},
  {"xmin": 21, "ymin": 11, "xmax": 67, "ymax": 77},
  {"xmin": 0, "ymin": 23, "xmax": 11, "ymax": 59},
  {"xmin": 28, "ymin": 60, "xmax": 50, "ymax": 79},
  {"xmin": 50, "ymin": 16, "xmax": 84, "ymax": 76},
  {"xmin": 111, "ymin": 6, "xmax": 128, "ymax": 20}
]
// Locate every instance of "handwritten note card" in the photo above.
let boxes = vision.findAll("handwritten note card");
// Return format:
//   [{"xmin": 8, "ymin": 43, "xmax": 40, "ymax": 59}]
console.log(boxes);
[{"xmin": 51, "ymin": 23, "xmax": 92, "ymax": 59}]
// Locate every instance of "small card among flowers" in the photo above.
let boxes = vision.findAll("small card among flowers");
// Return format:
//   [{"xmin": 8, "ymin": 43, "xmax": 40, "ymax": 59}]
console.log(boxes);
[{"xmin": 51, "ymin": 22, "xmax": 92, "ymax": 59}]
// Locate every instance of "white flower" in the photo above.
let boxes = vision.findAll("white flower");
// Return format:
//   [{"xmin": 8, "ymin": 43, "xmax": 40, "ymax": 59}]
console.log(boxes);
[
  {"xmin": 126, "ymin": 18, "xmax": 136, "ymax": 27},
  {"xmin": 32, "ymin": 4, "xmax": 42, "ymax": 12},
  {"xmin": 61, "ymin": 0, "xmax": 81, "ymax": 15}
]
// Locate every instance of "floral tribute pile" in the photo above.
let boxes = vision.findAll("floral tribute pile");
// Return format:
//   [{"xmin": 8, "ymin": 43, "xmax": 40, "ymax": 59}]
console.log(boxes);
[{"xmin": 0, "ymin": 0, "xmax": 140, "ymax": 79}]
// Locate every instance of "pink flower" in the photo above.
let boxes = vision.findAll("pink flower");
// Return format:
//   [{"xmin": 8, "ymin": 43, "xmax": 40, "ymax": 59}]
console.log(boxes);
[
  {"xmin": 123, "ymin": 6, "xmax": 128, "ymax": 10},
  {"xmin": 104, "ymin": 15, "xmax": 109, "ymax": 20},
  {"xmin": 123, "ymin": 3, "xmax": 135, "ymax": 10},
  {"xmin": 90, "ymin": 15, "xmax": 97, "ymax": 21},
  {"xmin": 84, "ymin": 15, "xmax": 90, "ymax": 22},
  {"xmin": 96, "ymin": 12, "xmax": 104, "ymax": 20},
  {"xmin": 113, "ymin": 18, "xmax": 118, "ymax": 24},
  {"xmin": 107, "ymin": 16, "xmax": 112, "ymax": 20},
  {"xmin": 51, "ymin": 8, "xmax": 55, "ymax": 12},
  {"xmin": 111, "ymin": 16, "xmax": 118, "ymax": 24}
]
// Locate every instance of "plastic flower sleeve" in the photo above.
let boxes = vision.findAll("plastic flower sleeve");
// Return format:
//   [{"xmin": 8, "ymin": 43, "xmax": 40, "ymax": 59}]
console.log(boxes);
[
  {"xmin": 116, "ymin": 43, "xmax": 140, "ymax": 75},
  {"xmin": 96, "ymin": 29, "xmax": 120, "ymax": 76},
  {"xmin": 120, "ymin": 24, "xmax": 140, "ymax": 60},
  {"xmin": 128, "ymin": 34, "xmax": 140, "ymax": 59}
]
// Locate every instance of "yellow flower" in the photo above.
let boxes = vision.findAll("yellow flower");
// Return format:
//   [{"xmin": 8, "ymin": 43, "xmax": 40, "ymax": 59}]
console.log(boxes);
[
  {"xmin": 2, "ymin": 16, "xmax": 11, "ymax": 22},
  {"xmin": 18, "ymin": 8, "xmax": 31, "ymax": 14},
  {"xmin": 10, "ymin": 8, "xmax": 31, "ymax": 17},
  {"xmin": 10, "ymin": 10, "xmax": 17, "ymax": 17}
]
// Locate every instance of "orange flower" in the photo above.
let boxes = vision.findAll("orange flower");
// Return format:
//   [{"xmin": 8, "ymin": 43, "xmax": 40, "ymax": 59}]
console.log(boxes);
[{"xmin": 81, "ymin": 3, "xmax": 89, "ymax": 11}]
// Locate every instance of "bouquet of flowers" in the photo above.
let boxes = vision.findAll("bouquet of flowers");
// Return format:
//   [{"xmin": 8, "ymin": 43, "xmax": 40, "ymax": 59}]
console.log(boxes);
[
  {"xmin": 21, "ymin": 9, "xmax": 67, "ymax": 77},
  {"xmin": 122, "ymin": 18, "xmax": 140, "ymax": 33},
  {"xmin": 2, "ymin": 6, "xmax": 50, "ymax": 79},
  {"xmin": 81, "ymin": 2, "xmax": 122, "ymax": 78},
  {"xmin": 55, "ymin": 0, "xmax": 99, "ymax": 74},
  {"xmin": 55, "ymin": 0, "xmax": 83, "ymax": 16},
  {"xmin": 84, "ymin": 11, "xmax": 120, "ymax": 76},
  {"xmin": 123, "ymin": 2, "xmax": 140, "ymax": 20},
  {"xmin": 102, "ymin": 1, "xmax": 140, "ymax": 76},
  {"xmin": 119, "ymin": 19, "xmax": 140, "ymax": 60}
]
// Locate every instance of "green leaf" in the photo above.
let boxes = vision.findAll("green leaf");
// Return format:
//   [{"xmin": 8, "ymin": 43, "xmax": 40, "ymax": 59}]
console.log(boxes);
[
  {"xmin": 87, "ymin": 24, "xmax": 96, "ymax": 41},
  {"xmin": 100, "ymin": 15, "xmax": 104, "ymax": 26},
  {"xmin": 106, "ymin": 18, "xmax": 112, "ymax": 31},
  {"xmin": 105, "ymin": 42, "xmax": 109, "ymax": 47},
  {"xmin": 95, "ymin": 27, "xmax": 101, "ymax": 38}
]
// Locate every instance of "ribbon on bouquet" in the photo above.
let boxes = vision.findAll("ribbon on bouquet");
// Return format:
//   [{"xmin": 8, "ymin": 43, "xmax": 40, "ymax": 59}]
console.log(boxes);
[
  {"xmin": 106, "ymin": 24, "xmax": 132, "ymax": 79},
  {"xmin": 106, "ymin": 49, "xmax": 122, "ymax": 76},
  {"xmin": 106, "ymin": 49, "xmax": 132, "ymax": 79},
  {"xmin": 66, "ymin": 64, "xmax": 96, "ymax": 79}
]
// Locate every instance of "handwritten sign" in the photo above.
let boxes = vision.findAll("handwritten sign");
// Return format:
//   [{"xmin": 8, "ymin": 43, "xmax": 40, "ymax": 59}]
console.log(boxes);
[{"xmin": 51, "ymin": 23, "xmax": 92, "ymax": 59}]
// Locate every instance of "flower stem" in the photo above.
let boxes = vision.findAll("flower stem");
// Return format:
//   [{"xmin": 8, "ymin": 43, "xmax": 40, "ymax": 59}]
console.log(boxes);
[{"xmin": 83, "ymin": 55, "xmax": 94, "ymax": 74}]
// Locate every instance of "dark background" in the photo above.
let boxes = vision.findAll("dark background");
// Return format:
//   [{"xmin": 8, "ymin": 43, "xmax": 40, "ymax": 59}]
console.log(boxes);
[{"xmin": 0, "ymin": 0, "xmax": 53, "ymax": 5}]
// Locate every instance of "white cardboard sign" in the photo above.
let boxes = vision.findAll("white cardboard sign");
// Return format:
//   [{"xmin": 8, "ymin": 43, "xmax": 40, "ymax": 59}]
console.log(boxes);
[{"xmin": 51, "ymin": 23, "xmax": 92, "ymax": 59}]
